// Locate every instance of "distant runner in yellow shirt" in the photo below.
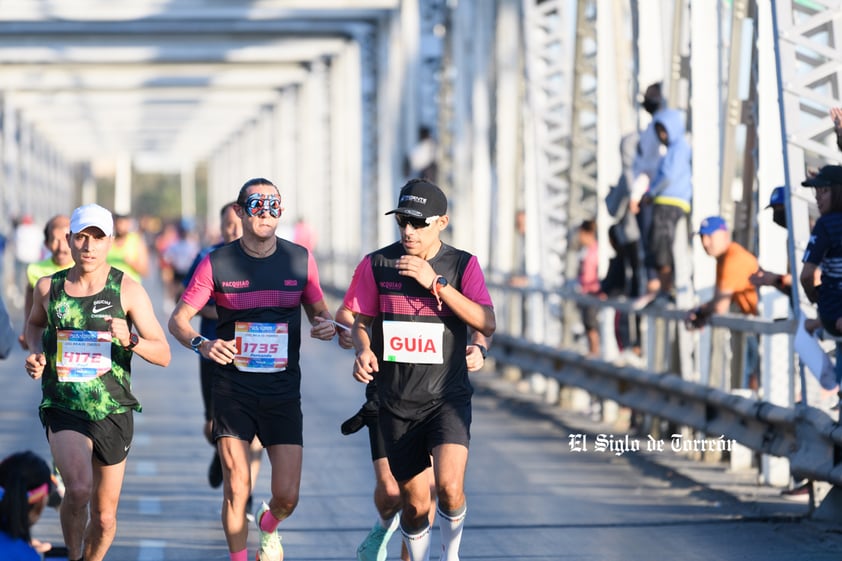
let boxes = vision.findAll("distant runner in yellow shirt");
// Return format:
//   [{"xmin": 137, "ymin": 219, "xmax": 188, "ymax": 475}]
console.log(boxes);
[
  {"xmin": 19, "ymin": 215, "xmax": 73, "ymax": 350},
  {"xmin": 107, "ymin": 214, "xmax": 149, "ymax": 282}
]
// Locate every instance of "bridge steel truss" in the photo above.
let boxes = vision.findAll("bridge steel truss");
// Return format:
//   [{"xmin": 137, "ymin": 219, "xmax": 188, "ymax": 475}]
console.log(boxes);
[
  {"xmin": 3, "ymin": 1, "xmax": 842, "ymax": 493},
  {"xmin": 765, "ymin": 0, "xmax": 842, "ymax": 487},
  {"xmin": 0, "ymin": 94, "xmax": 73, "ymax": 230},
  {"xmin": 520, "ymin": 0, "xmax": 576, "ymax": 346}
]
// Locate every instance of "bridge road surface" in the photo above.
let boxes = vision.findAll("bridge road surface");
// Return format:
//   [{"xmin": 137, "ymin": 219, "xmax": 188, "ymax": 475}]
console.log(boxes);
[{"xmin": 2, "ymin": 273, "xmax": 842, "ymax": 560}]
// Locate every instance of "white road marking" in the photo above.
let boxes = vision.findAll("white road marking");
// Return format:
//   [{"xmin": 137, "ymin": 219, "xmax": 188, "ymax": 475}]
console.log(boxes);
[
  {"xmin": 138, "ymin": 496, "xmax": 161, "ymax": 515},
  {"xmin": 135, "ymin": 460, "xmax": 157, "ymax": 476},
  {"xmin": 138, "ymin": 539, "xmax": 166, "ymax": 561}
]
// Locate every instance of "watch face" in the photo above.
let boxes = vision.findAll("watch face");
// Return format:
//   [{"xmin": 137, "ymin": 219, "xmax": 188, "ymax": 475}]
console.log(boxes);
[
  {"xmin": 191, "ymin": 336, "xmax": 203, "ymax": 348},
  {"xmin": 437, "ymin": 276, "xmax": 448, "ymax": 287}
]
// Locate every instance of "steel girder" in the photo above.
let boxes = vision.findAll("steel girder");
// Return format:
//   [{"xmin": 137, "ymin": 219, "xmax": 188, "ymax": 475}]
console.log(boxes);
[
  {"xmin": 767, "ymin": 0, "xmax": 842, "ymax": 425},
  {"xmin": 521, "ymin": 0, "xmax": 574, "ymax": 345},
  {"xmin": 564, "ymin": 0, "xmax": 599, "ymax": 346},
  {"xmin": 770, "ymin": 0, "xmax": 842, "ymax": 320}
]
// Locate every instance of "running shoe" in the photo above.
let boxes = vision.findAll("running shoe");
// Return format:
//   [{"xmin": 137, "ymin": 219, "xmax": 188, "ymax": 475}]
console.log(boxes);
[
  {"xmin": 48, "ymin": 464, "xmax": 65, "ymax": 508},
  {"xmin": 356, "ymin": 520, "xmax": 394, "ymax": 561},
  {"xmin": 780, "ymin": 482, "xmax": 811, "ymax": 501},
  {"xmin": 254, "ymin": 501, "xmax": 283, "ymax": 561},
  {"xmin": 208, "ymin": 451, "xmax": 223, "ymax": 488}
]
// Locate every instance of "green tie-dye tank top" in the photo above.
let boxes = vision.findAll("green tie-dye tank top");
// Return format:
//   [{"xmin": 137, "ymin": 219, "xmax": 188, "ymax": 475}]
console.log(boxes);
[{"xmin": 39, "ymin": 267, "xmax": 141, "ymax": 421}]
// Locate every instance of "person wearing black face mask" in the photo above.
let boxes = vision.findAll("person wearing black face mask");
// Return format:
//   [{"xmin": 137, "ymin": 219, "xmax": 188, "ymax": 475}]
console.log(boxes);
[
  {"xmin": 751, "ymin": 183, "xmax": 827, "ymax": 500},
  {"xmin": 749, "ymin": 187, "xmax": 793, "ymax": 297},
  {"xmin": 629, "ymin": 82, "xmax": 667, "ymax": 302},
  {"xmin": 631, "ymin": 83, "xmax": 666, "ymax": 202},
  {"xmin": 642, "ymin": 94, "xmax": 661, "ymax": 115}
]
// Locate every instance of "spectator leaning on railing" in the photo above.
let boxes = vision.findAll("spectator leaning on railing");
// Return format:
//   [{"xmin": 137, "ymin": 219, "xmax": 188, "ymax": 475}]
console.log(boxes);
[
  {"xmin": 684, "ymin": 215, "xmax": 760, "ymax": 389},
  {"xmin": 684, "ymin": 216, "xmax": 759, "ymax": 326}
]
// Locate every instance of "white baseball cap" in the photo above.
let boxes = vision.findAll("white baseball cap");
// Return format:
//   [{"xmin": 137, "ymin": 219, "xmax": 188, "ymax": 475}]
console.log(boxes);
[{"xmin": 70, "ymin": 203, "xmax": 114, "ymax": 237}]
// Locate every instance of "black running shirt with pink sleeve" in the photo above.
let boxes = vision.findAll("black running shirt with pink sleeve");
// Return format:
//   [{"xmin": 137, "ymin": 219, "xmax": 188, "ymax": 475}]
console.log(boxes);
[
  {"xmin": 181, "ymin": 238, "xmax": 325, "ymax": 399},
  {"xmin": 348, "ymin": 241, "xmax": 493, "ymax": 421}
]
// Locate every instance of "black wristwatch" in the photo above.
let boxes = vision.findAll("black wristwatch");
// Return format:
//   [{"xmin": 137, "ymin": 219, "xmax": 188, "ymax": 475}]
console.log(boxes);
[
  {"xmin": 126, "ymin": 333, "xmax": 139, "ymax": 350},
  {"xmin": 435, "ymin": 276, "xmax": 448, "ymax": 289},
  {"xmin": 474, "ymin": 344, "xmax": 487, "ymax": 359},
  {"xmin": 191, "ymin": 336, "xmax": 208, "ymax": 355}
]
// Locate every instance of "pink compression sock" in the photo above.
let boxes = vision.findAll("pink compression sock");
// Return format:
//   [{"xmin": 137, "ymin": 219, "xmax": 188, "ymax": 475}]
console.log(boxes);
[
  {"xmin": 229, "ymin": 549, "xmax": 248, "ymax": 561},
  {"xmin": 259, "ymin": 506, "xmax": 282, "ymax": 533}
]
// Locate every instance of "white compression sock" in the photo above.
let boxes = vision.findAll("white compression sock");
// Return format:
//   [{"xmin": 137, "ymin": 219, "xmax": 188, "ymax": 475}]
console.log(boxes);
[
  {"xmin": 400, "ymin": 523, "xmax": 432, "ymax": 561},
  {"xmin": 437, "ymin": 504, "xmax": 467, "ymax": 561},
  {"xmin": 381, "ymin": 513, "xmax": 400, "ymax": 533}
]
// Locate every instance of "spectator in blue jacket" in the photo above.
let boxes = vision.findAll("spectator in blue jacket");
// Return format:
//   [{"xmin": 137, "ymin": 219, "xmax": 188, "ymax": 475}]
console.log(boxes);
[{"xmin": 634, "ymin": 108, "xmax": 692, "ymax": 308}]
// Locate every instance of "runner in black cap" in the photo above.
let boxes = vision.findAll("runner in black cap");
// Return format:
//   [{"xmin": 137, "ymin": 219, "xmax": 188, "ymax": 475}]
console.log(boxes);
[{"xmin": 347, "ymin": 178, "xmax": 496, "ymax": 561}]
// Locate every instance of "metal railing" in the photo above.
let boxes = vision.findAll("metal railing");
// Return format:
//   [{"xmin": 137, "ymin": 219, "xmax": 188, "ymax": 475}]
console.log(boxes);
[
  {"xmin": 488, "ymin": 331, "xmax": 842, "ymax": 485},
  {"xmin": 482, "ymin": 280, "xmax": 842, "ymax": 487},
  {"xmin": 321, "ymin": 269, "xmax": 841, "ymax": 486}
]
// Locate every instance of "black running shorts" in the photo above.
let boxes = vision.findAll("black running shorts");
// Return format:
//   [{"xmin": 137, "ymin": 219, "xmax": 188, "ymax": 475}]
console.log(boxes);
[
  {"xmin": 212, "ymin": 388, "xmax": 302, "ymax": 447},
  {"xmin": 380, "ymin": 398, "xmax": 471, "ymax": 481},
  {"xmin": 42, "ymin": 407, "xmax": 134, "ymax": 466}
]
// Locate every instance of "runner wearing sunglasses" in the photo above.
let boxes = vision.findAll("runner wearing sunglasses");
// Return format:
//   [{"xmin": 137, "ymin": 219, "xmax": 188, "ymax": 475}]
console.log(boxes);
[
  {"xmin": 241, "ymin": 193, "xmax": 283, "ymax": 218},
  {"xmin": 168, "ymin": 177, "xmax": 337, "ymax": 561},
  {"xmin": 347, "ymin": 178, "xmax": 496, "ymax": 561}
]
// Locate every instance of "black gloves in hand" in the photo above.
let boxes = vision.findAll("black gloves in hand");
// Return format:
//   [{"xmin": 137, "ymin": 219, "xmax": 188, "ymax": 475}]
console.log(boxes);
[{"xmin": 340, "ymin": 399, "xmax": 379, "ymax": 435}]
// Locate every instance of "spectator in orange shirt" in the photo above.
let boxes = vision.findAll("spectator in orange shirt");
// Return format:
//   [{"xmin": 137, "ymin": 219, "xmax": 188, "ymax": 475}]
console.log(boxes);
[
  {"xmin": 684, "ymin": 215, "xmax": 759, "ymax": 388},
  {"xmin": 685, "ymin": 215, "xmax": 758, "ymax": 325}
]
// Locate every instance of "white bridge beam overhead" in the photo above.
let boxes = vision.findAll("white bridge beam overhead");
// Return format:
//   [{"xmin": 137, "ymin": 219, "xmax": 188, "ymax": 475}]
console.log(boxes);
[{"xmin": 0, "ymin": 1, "xmax": 397, "ymax": 173}]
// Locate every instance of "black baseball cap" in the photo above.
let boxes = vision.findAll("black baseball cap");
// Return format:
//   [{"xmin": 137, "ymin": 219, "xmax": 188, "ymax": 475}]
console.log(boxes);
[
  {"xmin": 385, "ymin": 180, "xmax": 448, "ymax": 219},
  {"xmin": 802, "ymin": 165, "xmax": 842, "ymax": 188}
]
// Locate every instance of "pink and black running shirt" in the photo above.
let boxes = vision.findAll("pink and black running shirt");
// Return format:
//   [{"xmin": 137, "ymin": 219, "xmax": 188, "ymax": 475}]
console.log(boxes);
[
  {"xmin": 181, "ymin": 238, "xmax": 324, "ymax": 398},
  {"xmin": 347, "ymin": 241, "xmax": 493, "ymax": 420}
]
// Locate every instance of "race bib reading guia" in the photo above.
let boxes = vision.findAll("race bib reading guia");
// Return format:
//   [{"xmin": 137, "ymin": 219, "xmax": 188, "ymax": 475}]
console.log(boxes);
[
  {"xmin": 56, "ymin": 330, "xmax": 113, "ymax": 382},
  {"xmin": 234, "ymin": 322, "xmax": 289, "ymax": 373},
  {"xmin": 382, "ymin": 321, "xmax": 444, "ymax": 364}
]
